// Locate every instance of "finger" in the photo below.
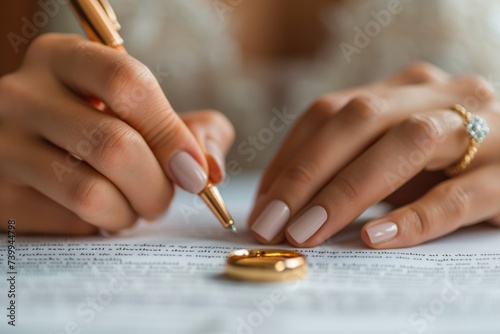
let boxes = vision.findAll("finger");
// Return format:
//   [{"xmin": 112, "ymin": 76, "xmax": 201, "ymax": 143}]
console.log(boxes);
[
  {"xmin": 252, "ymin": 62, "xmax": 450, "ymax": 202},
  {"xmin": 33, "ymin": 34, "xmax": 209, "ymax": 194},
  {"xmin": 181, "ymin": 110, "xmax": 235, "ymax": 184},
  {"xmin": 249, "ymin": 76, "xmax": 495, "ymax": 243},
  {"xmin": 0, "ymin": 132, "xmax": 137, "ymax": 231},
  {"xmin": 255, "ymin": 92, "xmax": 385, "ymax": 199},
  {"xmin": 381, "ymin": 62, "xmax": 450, "ymax": 86},
  {"xmin": 249, "ymin": 76, "xmax": 495, "ymax": 222},
  {"xmin": 361, "ymin": 164, "xmax": 500, "ymax": 248},
  {"xmin": 8, "ymin": 88, "xmax": 172, "ymax": 219},
  {"xmin": 284, "ymin": 111, "xmax": 464, "ymax": 247},
  {"xmin": 0, "ymin": 182, "xmax": 98, "ymax": 235}
]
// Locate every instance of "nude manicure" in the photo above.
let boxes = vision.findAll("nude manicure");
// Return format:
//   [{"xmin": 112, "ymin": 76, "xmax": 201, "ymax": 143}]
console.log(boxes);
[
  {"xmin": 366, "ymin": 221, "xmax": 398, "ymax": 244},
  {"xmin": 287, "ymin": 206, "xmax": 328, "ymax": 244},
  {"xmin": 251, "ymin": 200, "xmax": 290, "ymax": 242},
  {"xmin": 169, "ymin": 151, "xmax": 208, "ymax": 194}
]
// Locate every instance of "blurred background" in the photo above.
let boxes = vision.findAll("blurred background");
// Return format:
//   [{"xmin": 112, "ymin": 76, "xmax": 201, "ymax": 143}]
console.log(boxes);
[{"xmin": 2, "ymin": 0, "xmax": 500, "ymax": 170}]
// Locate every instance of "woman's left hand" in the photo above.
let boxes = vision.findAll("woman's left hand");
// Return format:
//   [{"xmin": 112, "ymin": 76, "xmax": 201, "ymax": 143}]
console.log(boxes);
[{"xmin": 248, "ymin": 62, "xmax": 500, "ymax": 248}]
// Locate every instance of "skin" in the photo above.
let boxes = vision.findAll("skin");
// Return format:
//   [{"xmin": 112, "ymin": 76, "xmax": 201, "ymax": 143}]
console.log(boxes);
[
  {"xmin": 1, "ymin": 1, "xmax": 500, "ymax": 249},
  {"xmin": 236, "ymin": 1, "xmax": 500, "ymax": 249},
  {"xmin": 0, "ymin": 27, "xmax": 233, "ymax": 234},
  {"xmin": 248, "ymin": 64, "xmax": 500, "ymax": 248}
]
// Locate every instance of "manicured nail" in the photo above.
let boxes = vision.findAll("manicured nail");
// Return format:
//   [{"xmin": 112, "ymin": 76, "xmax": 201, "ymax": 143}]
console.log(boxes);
[
  {"xmin": 205, "ymin": 140, "xmax": 225, "ymax": 179},
  {"xmin": 251, "ymin": 200, "xmax": 290, "ymax": 241},
  {"xmin": 366, "ymin": 221, "xmax": 398, "ymax": 244},
  {"xmin": 169, "ymin": 151, "xmax": 208, "ymax": 194},
  {"xmin": 287, "ymin": 206, "xmax": 328, "ymax": 244}
]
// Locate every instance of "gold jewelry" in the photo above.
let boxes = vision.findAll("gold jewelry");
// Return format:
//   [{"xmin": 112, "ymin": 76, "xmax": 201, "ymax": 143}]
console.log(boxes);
[
  {"xmin": 445, "ymin": 104, "xmax": 489, "ymax": 176},
  {"xmin": 225, "ymin": 249, "xmax": 307, "ymax": 282}
]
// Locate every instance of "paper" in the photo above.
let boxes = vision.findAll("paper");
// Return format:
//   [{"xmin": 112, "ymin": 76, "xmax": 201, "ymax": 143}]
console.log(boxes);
[{"xmin": 1, "ymin": 173, "xmax": 499, "ymax": 334}]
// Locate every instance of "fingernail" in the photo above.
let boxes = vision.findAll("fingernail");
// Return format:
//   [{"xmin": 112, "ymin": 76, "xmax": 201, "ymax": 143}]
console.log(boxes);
[
  {"xmin": 287, "ymin": 206, "xmax": 328, "ymax": 244},
  {"xmin": 251, "ymin": 200, "xmax": 290, "ymax": 242},
  {"xmin": 169, "ymin": 151, "xmax": 208, "ymax": 194},
  {"xmin": 366, "ymin": 221, "xmax": 398, "ymax": 244},
  {"xmin": 205, "ymin": 140, "xmax": 225, "ymax": 179}
]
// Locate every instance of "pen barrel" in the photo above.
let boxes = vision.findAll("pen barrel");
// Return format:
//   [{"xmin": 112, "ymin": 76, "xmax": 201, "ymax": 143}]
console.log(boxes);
[{"xmin": 70, "ymin": 0, "xmax": 123, "ymax": 47}]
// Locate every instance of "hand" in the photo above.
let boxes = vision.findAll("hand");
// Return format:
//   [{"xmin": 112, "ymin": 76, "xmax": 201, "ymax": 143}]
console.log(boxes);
[
  {"xmin": 248, "ymin": 62, "xmax": 500, "ymax": 248},
  {"xmin": 0, "ymin": 34, "xmax": 234, "ymax": 234}
]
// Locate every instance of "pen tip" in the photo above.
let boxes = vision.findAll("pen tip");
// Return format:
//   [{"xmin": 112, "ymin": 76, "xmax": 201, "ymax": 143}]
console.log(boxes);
[{"xmin": 229, "ymin": 224, "xmax": 237, "ymax": 235}]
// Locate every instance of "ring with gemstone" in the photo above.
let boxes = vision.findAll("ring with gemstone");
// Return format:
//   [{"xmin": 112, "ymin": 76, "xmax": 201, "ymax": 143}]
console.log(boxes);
[{"xmin": 445, "ymin": 104, "xmax": 489, "ymax": 176}]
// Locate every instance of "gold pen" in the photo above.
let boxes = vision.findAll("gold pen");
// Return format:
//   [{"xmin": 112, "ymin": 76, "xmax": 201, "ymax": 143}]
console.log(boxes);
[{"xmin": 69, "ymin": 0, "xmax": 237, "ymax": 234}]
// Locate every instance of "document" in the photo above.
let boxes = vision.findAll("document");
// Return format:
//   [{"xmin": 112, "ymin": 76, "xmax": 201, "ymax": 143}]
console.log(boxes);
[{"xmin": 1, "ymin": 174, "xmax": 499, "ymax": 334}]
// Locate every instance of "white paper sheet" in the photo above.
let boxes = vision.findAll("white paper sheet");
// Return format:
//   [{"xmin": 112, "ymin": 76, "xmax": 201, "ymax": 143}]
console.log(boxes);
[{"xmin": 1, "ymin": 173, "xmax": 499, "ymax": 334}]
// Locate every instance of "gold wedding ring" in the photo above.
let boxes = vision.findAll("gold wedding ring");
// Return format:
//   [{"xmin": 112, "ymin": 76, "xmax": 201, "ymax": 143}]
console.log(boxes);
[
  {"xmin": 445, "ymin": 104, "xmax": 489, "ymax": 176},
  {"xmin": 225, "ymin": 249, "xmax": 307, "ymax": 282}
]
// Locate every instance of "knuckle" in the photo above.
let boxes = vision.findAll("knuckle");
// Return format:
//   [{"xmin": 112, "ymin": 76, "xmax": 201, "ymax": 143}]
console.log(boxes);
[
  {"xmin": 26, "ymin": 33, "xmax": 59, "ymax": 54},
  {"xmin": 95, "ymin": 121, "xmax": 143, "ymax": 171},
  {"xmin": 144, "ymin": 109, "xmax": 182, "ymax": 148},
  {"xmin": 344, "ymin": 95, "xmax": 385, "ymax": 121},
  {"xmin": 405, "ymin": 206, "xmax": 432, "ymax": 238},
  {"xmin": 307, "ymin": 97, "xmax": 339, "ymax": 122},
  {"xmin": 402, "ymin": 62, "xmax": 442, "ymax": 83},
  {"xmin": 105, "ymin": 56, "xmax": 156, "ymax": 102},
  {"xmin": 402, "ymin": 114, "xmax": 444, "ymax": 144},
  {"xmin": 70, "ymin": 177, "xmax": 109, "ymax": 219},
  {"xmin": 457, "ymin": 75, "xmax": 496, "ymax": 102},
  {"xmin": 283, "ymin": 162, "xmax": 318, "ymax": 186},
  {"xmin": 436, "ymin": 183, "xmax": 470, "ymax": 222},
  {"xmin": 333, "ymin": 175, "xmax": 360, "ymax": 202}
]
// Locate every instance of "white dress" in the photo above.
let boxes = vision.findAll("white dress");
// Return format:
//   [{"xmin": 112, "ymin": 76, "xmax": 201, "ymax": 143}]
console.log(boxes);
[{"xmin": 47, "ymin": 0, "xmax": 500, "ymax": 168}]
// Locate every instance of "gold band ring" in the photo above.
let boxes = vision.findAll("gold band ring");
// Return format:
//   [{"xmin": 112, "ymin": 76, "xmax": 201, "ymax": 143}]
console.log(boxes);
[
  {"xmin": 445, "ymin": 104, "xmax": 489, "ymax": 176},
  {"xmin": 225, "ymin": 249, "xmax": 307, "ymax": 282}
]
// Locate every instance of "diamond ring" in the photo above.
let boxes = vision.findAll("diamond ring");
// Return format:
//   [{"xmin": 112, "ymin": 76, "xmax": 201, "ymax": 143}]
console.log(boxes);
[{"xmin": 445, "ymin": 104, "xmax": 489, "ymax": 176}]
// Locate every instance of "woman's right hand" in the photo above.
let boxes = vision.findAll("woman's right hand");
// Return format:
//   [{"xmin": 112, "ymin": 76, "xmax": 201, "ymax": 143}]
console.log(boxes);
[{"xmin": 0, "ymin": 33, "xmax": 234, "ymax": 235}]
